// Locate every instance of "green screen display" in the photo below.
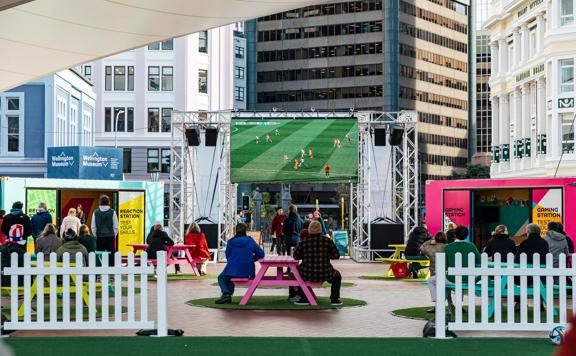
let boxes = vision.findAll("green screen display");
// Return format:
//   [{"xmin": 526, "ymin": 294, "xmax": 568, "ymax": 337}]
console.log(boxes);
[{"xmin": 231, "ymin": 118, "xmax": 358, "ymax": 183}]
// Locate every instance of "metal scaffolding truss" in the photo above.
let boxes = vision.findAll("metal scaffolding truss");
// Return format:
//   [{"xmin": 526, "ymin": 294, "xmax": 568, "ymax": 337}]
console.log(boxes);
[
  {"xmin": 350, "ymin": 111, "xmax": 419, "ymax": 262},
  {"xmin": 170, "ymin": 110, "xmax": 418, "ymax": 262}
]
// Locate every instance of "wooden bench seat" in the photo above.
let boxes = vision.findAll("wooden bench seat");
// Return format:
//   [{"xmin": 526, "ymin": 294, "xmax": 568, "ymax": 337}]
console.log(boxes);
[{"xmin": 231, "ymin": 277, "xmax": 323, "ymax": 288}]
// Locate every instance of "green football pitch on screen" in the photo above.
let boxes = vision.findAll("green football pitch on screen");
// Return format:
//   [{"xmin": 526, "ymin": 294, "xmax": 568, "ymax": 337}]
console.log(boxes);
[{"xmin": 231, "ymin": 118, "xmax": 358, "ymax": 183}]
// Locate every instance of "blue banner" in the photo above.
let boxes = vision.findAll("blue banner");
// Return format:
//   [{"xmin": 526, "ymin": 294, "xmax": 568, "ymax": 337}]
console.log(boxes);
[
  {"xmin": 47, "ymin": 146, "xmax": 123, "ymax": 180},
  {"xmin": 333, "ymin": 231, "xmax": 349, "ymax": 256}
]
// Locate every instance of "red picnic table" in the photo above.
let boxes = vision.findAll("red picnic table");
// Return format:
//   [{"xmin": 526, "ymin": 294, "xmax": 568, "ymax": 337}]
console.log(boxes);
[
  {"xmin": 232, "ymin": 256, "xmax": 321, "ymax": 306},
  {"xmin": 127, "ymin": 243, "xmax": 200, "ymax": 276}
]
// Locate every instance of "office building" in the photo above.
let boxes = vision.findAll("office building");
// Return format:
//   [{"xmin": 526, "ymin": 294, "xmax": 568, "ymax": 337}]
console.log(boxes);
[
  {"xmin": 251, "ymin": 0, "xmax": 470, "ymax": 180},
  {"xmin": 0, "ymin": 69, "xmax": 96, "ymax": 177},
  {"xmin": 487, "ymin": 0, "xmax": 576, "ymax": 177},
  {"xmin": 92, "ymin": 24, "xmax": 245, "ymax": 224}
]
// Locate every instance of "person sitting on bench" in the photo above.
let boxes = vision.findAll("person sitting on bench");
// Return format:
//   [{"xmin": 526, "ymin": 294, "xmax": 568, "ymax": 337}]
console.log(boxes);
[
  {"xmin": 405, "ymin": 226, "xmax": 432, "ymax": 279},
  {"xmin": 291, "ymin": 221, "xmax": 342, "ymax": 306},
  {"xmin": 216, "ymin": 223, "xmax": 265, "ymax": 304}
]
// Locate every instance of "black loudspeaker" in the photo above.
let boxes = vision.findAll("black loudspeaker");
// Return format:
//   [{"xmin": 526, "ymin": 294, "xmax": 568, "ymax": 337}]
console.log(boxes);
[
  {"xmin": 242, "ymin": 196, "xmax": 250, "ymax": 211},
  {"xmin": 389, "ymin": 126, "xmax": 404, "ymax": 146},
  {"xmin": 205, "ymin": 128, "xmax": 218, "ymax": 146},
  {"xmin": 185, "ymin": 127, "xmax": 201, "ymax": 146},
  {"xmin": 374, "ymin": 128, "xmax": 386, "ymax": 146},
  {"xmin": 364, "ymin": 223, "xmax": 405, "ymax": 250},
  {"xmin": 198, "ymin": 223, "xmax": 224, "ymax": 249}
]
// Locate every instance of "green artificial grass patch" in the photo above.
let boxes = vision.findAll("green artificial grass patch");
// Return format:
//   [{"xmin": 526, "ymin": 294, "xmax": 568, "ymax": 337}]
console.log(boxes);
[
  {"xmin": 186, "ymin": 296, "xmax": 366, "ymax": 310},
  {"xmin": 392, "ymin": 306, "xmax": 573, "ymax": 323},
  {"xmin": 358, "ymin": 275, "xmax": 398, "ymax": 281},
  {"xmin": 209, "ymin": 281, "xmax": 356, "ymax": 289},
  {"xmin": 3, "ymin": 337, "xmax": 556, "ymax": 356}
]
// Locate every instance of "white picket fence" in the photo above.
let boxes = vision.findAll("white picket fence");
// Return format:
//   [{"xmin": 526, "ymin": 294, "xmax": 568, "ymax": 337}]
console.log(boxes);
[
  {"xmin": 0, "ymin": 251, "xmax": 168, "ymax": 335},
  {"xmin": 435, "ymin": 252, "xmax": 575, "ymax": 337}
]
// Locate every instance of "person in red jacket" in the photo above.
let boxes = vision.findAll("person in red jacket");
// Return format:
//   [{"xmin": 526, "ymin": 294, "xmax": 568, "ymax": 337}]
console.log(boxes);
[
  {"xmin": 324, "ymin": 164, "xmax": 331, "ymax": 177},
  {"xmin": 270, "ymin": 207, "xmax": 287, "ymax": 255},
  {"xmin": 185, "ymin": 222, "xmax": 211, "ymax": 275}
]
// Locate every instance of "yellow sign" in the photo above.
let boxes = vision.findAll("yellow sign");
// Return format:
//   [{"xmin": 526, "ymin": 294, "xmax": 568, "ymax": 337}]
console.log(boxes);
[
  {"xmin": 118, "ymin": 191, "xmax": 145, "ymax": 255},
  {"xmin": 532, "ymin": 188, "xmax": 562, "ymax": 236}
]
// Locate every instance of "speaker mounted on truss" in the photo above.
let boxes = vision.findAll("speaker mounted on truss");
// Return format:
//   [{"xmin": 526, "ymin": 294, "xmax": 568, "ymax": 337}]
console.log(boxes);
[
  {"xmin": 389, "ymin": 125, "xmax": 404, "ymax": 146},
  {"xmin": 374, "ymin": 128, "xmax": 386, "ymax": 146},
  {"xmin": 185, "ymin": 126, "xmax": 201, "ymax": 146},
  {"xmin": 205, "ymin": 127, "xmax": 218, "ymax": 147}
]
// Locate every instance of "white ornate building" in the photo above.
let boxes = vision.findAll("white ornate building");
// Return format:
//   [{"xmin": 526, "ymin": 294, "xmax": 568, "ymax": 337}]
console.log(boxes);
[{"xmin": 487, "ymin": 0, "xmax": 576, "ymax": 177}]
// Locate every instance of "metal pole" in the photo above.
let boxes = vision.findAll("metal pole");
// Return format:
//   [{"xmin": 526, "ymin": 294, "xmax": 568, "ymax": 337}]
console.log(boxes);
[{"xmin": 114, "ymin": 110, "xmax": 124, "ymax": 149}]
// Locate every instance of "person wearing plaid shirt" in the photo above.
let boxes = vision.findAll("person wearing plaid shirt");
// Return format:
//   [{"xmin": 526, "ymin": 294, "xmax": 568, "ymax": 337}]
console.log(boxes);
[{"xmin": 292, "ymin": 220, "xmax": 342, "ymax": 306}]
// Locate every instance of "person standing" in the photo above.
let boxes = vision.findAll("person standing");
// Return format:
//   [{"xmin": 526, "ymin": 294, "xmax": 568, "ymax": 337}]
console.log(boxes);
[
  {"xmin": 60, "ymin": 208, "xmax": 82, "ymax": 239},
  {"xmin": 282, "ymin": 204, "xmax": 303, "ymax": 256},
  {"xmin": 324, "ymin": 164, "xmax": 330, "ymax": 177},
  {"xmin": 1, "ymin": 201, "xmax": 32, "ymax": 246},
  {"xmin": 31, "ymin": 202, "xmax": 53, "ymax": 240},
  {"xmin": 0, "ymin": 210, "xmax": 6, "ymax": 245},
  {"xmin": 76, "ymin": 204, "xmax": 87, "ymax": 225},
  {"xmin": 544, "ymin": 221, "xmax": 569, "ymax": 268},
  {"xmin": 185, "ymin": 222, "xmax": 211, "ymax": 275},
  {"xmin": 270, "ymin": 207, "xmax": 287, "ymax": 255},
  {"xmin": 91, "ymin": 195, "xmax": 118, "ymax": 265},
  {"xmin": 35, "ymin": 224, "xmax": 62, "ymax": 255}
]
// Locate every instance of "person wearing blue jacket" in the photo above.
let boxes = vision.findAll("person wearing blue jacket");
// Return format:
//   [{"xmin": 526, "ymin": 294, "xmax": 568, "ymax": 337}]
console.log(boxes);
[
  {"xmin": 216, "ymin": 222, "xmax": 265, "ymax": 304},
  {"xmin": 30, "ymin": 202, "xmax": 53, "ymax": 240}
]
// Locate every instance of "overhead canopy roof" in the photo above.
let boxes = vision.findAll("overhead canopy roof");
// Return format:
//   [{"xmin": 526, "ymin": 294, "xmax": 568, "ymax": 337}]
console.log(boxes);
[{"xmin": 0, "ymin": 0, "xmax": 325, "ymax": 92}]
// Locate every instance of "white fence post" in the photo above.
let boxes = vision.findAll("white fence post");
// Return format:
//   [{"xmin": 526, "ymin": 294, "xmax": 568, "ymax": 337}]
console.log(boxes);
[
  {"xmin": 156, "ymin": 251, "xmax": 168, "ymax": 337},
  {"xmin": 435, "ymin": 253, "xmax": 446, "ymax": 338}
]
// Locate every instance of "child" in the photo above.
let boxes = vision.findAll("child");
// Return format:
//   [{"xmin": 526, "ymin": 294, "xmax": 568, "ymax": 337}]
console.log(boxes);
[{"xmin": 216, "ymin": 223, "xmax": 265, "ymax": 304}]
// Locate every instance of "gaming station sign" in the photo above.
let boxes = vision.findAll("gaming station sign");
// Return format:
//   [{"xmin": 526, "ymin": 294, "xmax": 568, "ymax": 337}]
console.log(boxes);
[{"xmin": 47, "ymin": 146, "xmax": 123, "ymax": 181}]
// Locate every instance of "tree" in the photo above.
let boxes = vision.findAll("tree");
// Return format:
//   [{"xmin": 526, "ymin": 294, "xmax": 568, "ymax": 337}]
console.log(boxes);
[{"xmin": 450, "ymin": 164, "xmax": 490, "ymax": 180}]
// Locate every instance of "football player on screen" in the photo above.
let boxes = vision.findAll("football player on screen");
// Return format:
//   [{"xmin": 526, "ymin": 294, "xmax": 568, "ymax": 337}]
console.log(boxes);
[
  {"xmin": 265, "ymin": 133, "xmax": 272, "ymax": 144},
  {"xmin": 255, "ymin": 135, "xmax": 260, "ymax": 144}
]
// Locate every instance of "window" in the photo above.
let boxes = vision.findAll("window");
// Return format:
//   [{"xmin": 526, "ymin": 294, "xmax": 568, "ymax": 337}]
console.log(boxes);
[
  {"xmin": 148, "ymin": 42, "xmax": 160, "ymax": 50},
  {"xmin": 105, "ymin": 66, "xmax": 112, "ymax": 91},
  {"xmin": 69, "ymin": 103, "xmax": 78, "ymax": 146},
  {"xmin": 104, "ymin": 107, "xmax": 112, "ymax": 132},
  {"xmin": 148, "ymin": 108, "xmax": 159, "ymax": 132},
  {"xmin": 235, "ymin": 46, "xmax": 245, "ymax": 58},
  {"xmin": 123, "ymin": 148, "xmax": 132, "ymax": 173},
  {"xmin": 530, "ymin": 29, "xmax": 537, "ymax": 57},
  {"xmin": 560, "ymin": 59, "xmax": 574, "ymax": 93},
  {"xmin": 198, "ymin": 69, "xmax": 208, "ymax": 93},
  {"xmin": 148, "ymin": 66, "xmax": 160, "ymax": 91},
  {"xmin": 82, "ymin": 108, "xmax": 93, "ymax": 146},
  {"xmin": 147, "ymin": 149, "xmax": 160, "ymax": 172},
  {"xmin": 161, "ymin": 108, "xmax": 172, "ymax": 133},
  {"xmin": 56, "ymin": 96, "xmax": 67, "ymax": 146},
  {"xmin": 235, "ymin": 66, "xmax": 245, "ymax": 79},
  {"xmin": 561, "ymin": 0, "xmax": 574, "ymax": 26},
  {"xmin": 161, "ymin": 39, "xmax": 173, "ymax": 50},
  {"xmin": 7, "ymin": 116, "xmax": 19, "ymax": 152},
  {"xmin": 127, "ymin": 107, "xmax": 134, "ymax": 132},
  {"xmin": 234, "ymin": 86, "xmax": 245, "ymax": 101},
  {"xmin": 161, "ymin": 148, "xmax": 170, "ymax": 173},
  {"xmin": 83, "ymin": 66, "xmax": 92, "ymax": 81},
  {"xmin": 199, "ymin": 31, "xmax": 208, "ymax": 53},
  {"xmin": 7, "ymin": 97, "xmax": 19, "ymax": 111},
  {"xmin": 161, "ymin": 66, "xmax": 173, "ymax": 91},
  {"xmin": 127, "ymin": 66, "xmax": 134, "ymax": 91},
  {"xmin": 113, "ymin": 66, "xmax": 126, "ymax": 91},
  {"xmin": 561, "ymin": 113, "xmax": 575, "ymax": 153}
]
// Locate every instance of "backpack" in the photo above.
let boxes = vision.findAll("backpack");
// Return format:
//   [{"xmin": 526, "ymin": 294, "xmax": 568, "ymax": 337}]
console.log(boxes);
[{"xmin": 422, "ymin": 318, "xmax": 457, "ymax": 338}]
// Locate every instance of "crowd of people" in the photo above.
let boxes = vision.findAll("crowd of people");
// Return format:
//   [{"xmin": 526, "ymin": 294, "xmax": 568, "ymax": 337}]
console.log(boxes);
[
  {"xmin": 216, "ymin": 204, "xmax": 342, "ymax": 306},
  {"xmin": 0, "ymin": 196, "xmax": 212, "ymax": 278},
  {"xmin": 405, "ymin": 221, "xmax": 574, "ymax": 313}
]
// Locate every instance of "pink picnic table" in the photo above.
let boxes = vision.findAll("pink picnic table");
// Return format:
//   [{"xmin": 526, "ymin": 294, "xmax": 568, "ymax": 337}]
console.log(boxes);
[
  {"xmin": 127, "ymin": 243, "xmax": 200, "ymax": 276},
  {"xmin": 236, "ymin": 256, "xmax": 319, "ymax": 306}
]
